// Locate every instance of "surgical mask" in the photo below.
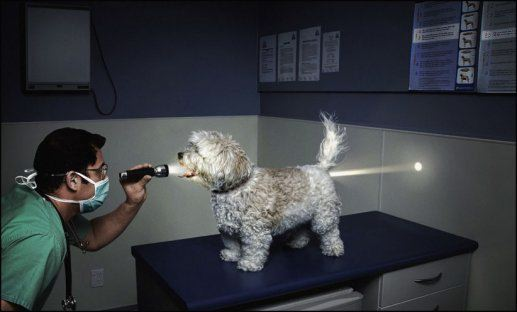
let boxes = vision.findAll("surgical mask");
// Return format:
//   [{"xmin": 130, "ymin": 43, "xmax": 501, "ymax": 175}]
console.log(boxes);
[
  {"xmin": 16, "ymin": 169, "xmax": 109, "ymax": 213},
  {"xmin": 45, "ymin": 172, "xmax": 109, "ymax": 213}
]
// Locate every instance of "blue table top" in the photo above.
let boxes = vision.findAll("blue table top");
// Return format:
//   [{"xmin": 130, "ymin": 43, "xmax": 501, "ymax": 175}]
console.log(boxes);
[{"xmin": 131, "ymin": 211, "xmax": 478, "ymax": 310}]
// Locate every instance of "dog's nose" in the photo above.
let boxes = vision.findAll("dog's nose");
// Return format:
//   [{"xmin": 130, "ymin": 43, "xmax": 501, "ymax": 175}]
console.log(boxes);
[{"xmin": 178, "ymin": 152, "xmax": 184, "ymax": 160}]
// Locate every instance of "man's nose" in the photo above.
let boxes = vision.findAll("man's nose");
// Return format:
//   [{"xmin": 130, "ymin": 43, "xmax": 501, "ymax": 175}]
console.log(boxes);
[{"xmin": 178, "ymin": 152, "xmax": 184, "ymax": 160}]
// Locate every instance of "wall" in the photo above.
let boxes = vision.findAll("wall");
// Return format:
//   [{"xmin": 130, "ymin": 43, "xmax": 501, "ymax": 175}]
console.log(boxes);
[
  {"xmin": 261, "ymin": 92, "xmax": 516, "ymax": 142},
  {"xmin": 257, "ymin": 1, "xmax": 515, "ymax": 142},
  {"xmin": 257, "ymin": 116, "xmax": 515, "ymax": 310},
  {"xmin": 380, "ymin": 127, "xmax": 516, "ymax": 310},
  {"xmin": 1, "ymin": 1, "xmax": 259, "ymax": 122}
]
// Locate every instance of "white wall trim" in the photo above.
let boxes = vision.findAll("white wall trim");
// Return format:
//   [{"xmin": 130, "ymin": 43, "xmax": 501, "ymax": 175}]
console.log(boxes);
[
  {"xmin": 0, "ymin": 114, "xmax": 260, "ymax": 126},
  {"xmin": 3, "ymin": 115, "xmax": 514, "ymax": 146}
]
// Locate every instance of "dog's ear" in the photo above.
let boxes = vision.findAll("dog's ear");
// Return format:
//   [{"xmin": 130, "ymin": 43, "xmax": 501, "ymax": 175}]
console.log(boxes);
[
  {"xmin": 210, "ymin": 156, "xmax": 252, "ymax": 192},
  {"xmin": 223, "ymin": 155, "xmax": 253, "ymax": 191}
]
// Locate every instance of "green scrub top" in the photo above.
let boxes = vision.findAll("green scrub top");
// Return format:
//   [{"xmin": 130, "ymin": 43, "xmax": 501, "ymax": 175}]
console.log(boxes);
[{"xmin": 1, "ymin": 185, "xmax": 91, "ymax": 310}]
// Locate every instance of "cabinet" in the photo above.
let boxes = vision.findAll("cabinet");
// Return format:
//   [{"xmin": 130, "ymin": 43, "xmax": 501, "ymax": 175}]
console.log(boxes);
[
  {"xmin": 132, "ymin": 212, "xmax": 478, "ymax": 310},
  {"xmin": 356, "ymin": 254, "xmax": 472, "ymax": 310}
]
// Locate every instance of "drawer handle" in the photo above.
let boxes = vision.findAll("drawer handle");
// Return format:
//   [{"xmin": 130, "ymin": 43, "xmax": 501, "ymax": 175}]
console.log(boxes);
[{"xmin": 414, "ymin": 272, "xmax": 442, "ymax": 285}]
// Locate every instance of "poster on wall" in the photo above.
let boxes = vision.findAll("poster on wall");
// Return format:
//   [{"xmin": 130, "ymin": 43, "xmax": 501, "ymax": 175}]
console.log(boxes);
[
  {"xmin": 322, "ymin": 31, "xmax": 340, "ymax": 73},
  {"xmin": 455, "ymin": 1, "xmax": 481, "ymax": 91},
  {"xmin": 477, "ymin": 1, "xmax": 516, "ymax": 93},
  {"xmin": 259, "ymin": 34, "xmax": 277, "ymax": 83},
  {"xmin": 298, "ymin": 26, "xmax": 321, "ymax": 81},
  {"xmin": 409, "ymin": 2, "xmax": 462, "ymax": 91},
  {"xmin": 277, "ymin": 31, "xmax": 297, "ymax": 82}
]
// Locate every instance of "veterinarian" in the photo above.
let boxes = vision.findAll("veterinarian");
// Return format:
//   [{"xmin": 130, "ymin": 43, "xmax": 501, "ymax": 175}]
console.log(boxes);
[{"xmin": 1, "ymin": 127, "xmax": 153, "ymax": 311}]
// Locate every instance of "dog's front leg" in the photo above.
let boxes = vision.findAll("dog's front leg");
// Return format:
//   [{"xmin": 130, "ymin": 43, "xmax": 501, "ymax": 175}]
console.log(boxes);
[
  {"xmin": 220, "ymin": 234, "xmax": 241, "ymax": 262},
  {"xmin": 236, "ymin": 226, "xmax": 272, "ymax": 272}
]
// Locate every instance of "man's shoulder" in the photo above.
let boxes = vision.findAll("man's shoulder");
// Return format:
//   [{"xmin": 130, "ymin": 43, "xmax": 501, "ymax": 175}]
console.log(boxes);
[
  {"xmin": 2, "ymin": 185, "xmax": 63, "ymax": 246},
  {"xmin": 1, "ymin": 184, "xmax": 44, "ymax": 210},
  {"xmin": 1, "ymin": 232, "xmax": 66, "ymax": 311}
]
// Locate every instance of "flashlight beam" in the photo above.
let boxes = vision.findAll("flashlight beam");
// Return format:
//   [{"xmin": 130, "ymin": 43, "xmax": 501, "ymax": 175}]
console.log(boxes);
[
  {"xmin": 329, "ymin": 163, "xmax": 419, "ymax": 177},
  {"xmin": 167, "ymin": 163, "xmax": 187, "ymax": 177}
]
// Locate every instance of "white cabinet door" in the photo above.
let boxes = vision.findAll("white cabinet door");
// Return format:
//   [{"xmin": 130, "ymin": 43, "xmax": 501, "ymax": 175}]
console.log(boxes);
[
  {"xmin": 381, "ymin": 254, "xmax": 469, "ymax": 307},
  {"xmin": 381, "ymin": 285, "xmax": 465, "ymax": 311}
]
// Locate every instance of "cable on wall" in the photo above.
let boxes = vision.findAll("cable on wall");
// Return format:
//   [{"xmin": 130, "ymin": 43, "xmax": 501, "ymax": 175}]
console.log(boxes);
[{"xmin": 91, "ymin": 17, "xmax": 118, "ymax": 116}]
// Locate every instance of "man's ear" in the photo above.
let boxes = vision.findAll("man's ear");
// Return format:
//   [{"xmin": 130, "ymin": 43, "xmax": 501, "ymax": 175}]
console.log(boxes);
[{"xmin": 65, "ymin": 172, "xmax": 80, "ymax": 191}]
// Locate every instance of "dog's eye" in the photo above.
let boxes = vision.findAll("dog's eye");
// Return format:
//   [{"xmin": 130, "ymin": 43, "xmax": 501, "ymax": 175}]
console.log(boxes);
[{"xmin": 187, "ymin": 142, "xmax": 199, "ymax": 153}]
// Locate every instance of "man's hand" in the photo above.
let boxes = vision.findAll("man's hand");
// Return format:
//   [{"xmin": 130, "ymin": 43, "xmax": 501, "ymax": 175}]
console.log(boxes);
[
  {"xmin": 83, "ymin": 163, "xmax": 154, "ymax": 251},
  {"xmin": 120, "ymin": 163, "xmax": 153, "ymax": 206}
]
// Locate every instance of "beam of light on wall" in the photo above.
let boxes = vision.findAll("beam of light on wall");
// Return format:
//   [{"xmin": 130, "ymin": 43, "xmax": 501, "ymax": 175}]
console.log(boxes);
[{"xmin": 329, "ymin": 162, "xmax": 423, "ymax": 177}]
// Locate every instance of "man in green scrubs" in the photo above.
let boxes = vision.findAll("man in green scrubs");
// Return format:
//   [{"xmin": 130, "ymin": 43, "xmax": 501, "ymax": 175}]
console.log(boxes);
[{"xmin": 1, "ymin": 128, "xmax": 153, "ymax": 310}]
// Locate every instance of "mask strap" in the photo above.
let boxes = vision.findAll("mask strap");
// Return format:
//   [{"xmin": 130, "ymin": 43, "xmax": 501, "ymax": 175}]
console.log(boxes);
[
  {"xmin": 46, "ymin": 172, "xmax": 98, "ymax": 204},
  {"xmin": 75, "ymin": 171, "xmax": 109, "ymax": 186},
  {"xmin": 45, "ymin": 194, "xmax": 81, "ymax": 204},
  {"xmin": 74, "ymin": 172, "xmax": 96, "ymax": 185},
  {"xmin": 15, "ymin": 169, "xmax": 38, "ymax": 190}
]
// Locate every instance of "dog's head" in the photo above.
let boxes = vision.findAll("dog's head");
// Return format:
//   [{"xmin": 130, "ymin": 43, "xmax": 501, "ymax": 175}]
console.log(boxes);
[{"xmin": 178, "ymin": 131, "xmax": 253, "ymax": 192}]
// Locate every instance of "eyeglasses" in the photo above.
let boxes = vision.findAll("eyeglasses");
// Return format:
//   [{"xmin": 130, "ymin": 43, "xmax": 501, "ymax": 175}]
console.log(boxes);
[
  {"xmin": 48, "ymin": 163, "xmax": 108, "ymax": 180},
  {"xmin": 86, "ymin": 163, "xmax": 109, "ymax": 179}
]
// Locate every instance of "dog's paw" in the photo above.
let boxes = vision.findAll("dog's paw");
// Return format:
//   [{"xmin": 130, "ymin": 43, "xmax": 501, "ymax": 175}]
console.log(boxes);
[
  {"xmin": 220, "ymin": 249, "xmax": 240, "ymax": 262},
  {"xmin": 237, "ymin": 259, "xmax": 264, "ymax": 272},
  {"xmin": 322, "ymin": 240, "xmax": 345, "ymax": 257}
]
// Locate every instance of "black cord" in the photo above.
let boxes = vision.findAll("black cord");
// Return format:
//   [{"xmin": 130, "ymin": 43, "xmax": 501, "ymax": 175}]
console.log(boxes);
[{"xmin": 91, "ymin": 19, "xmax": 117, "ymax": 115}]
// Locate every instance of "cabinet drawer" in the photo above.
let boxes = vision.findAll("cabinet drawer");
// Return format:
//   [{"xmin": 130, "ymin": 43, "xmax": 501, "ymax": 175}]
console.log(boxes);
[
  {"xmin": 381, "ymin": 254, "xmax": 469, "ymax": 307},
  {"xmin": 380, "ymin": 285, "xmax": 465, "ymax": 311}
]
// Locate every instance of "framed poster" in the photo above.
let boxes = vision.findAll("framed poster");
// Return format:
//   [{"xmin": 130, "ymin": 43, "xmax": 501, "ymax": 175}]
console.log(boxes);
[{"xmin": 477, "ymin": 1, "xmax": 516, "ymax": 93}]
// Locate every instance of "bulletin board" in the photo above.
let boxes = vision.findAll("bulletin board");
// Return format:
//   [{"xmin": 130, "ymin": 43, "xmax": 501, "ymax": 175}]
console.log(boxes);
[
  {"xmin": 257, "ymin": 1, "xmax": 515, "ymax": 94},
  {"xmin": 409, "ymin": 1, "xmax": 516, "ymax": 93},
  {"xmin": 257, "ymin": 2, "xmax": 415, "ymax": 92}
]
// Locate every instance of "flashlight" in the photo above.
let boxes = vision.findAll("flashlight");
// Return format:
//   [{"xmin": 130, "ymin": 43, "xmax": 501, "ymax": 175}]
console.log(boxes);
[{"xmin": 119, "ymin": 164, "xmax": 169, "ymax": 182}]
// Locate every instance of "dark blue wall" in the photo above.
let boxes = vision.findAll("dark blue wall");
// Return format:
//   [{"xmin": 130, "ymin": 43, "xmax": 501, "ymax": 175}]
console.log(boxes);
[
  {"xmin": 261, "ymin": 92, "xmax": 515, "ymax": 141},
  {"xmin": 258, "ymin": 1, "xmax": 516, "ymax": 142},
  {"xmin": 1, "ymin": 1, "xmax": 259, "ymax": 122},
  {"xmin": 2, "ymin": 1, "xmax": 515, "ymax": 141}
]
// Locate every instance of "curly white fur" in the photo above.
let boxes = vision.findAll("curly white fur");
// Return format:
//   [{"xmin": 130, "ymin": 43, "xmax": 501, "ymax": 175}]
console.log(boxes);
[
  {"xmin": 178, "ymin": 113, "xmax": 348, "ymax": 272},
  {"xmin": 317, "ymin": 112, "xmax": 349, "ymax": 170}
]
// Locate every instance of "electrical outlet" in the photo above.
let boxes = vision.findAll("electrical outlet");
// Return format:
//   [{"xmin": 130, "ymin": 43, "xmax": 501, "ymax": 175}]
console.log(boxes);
[{"xmin": 90, "ymin": 268, "xmax": 104, "ymax": 287}]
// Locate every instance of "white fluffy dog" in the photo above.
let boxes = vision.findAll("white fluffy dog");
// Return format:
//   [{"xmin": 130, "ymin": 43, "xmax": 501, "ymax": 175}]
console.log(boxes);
[{"xmin": 178, "ymin": 113, "xmax": 348, "ymax": 272}]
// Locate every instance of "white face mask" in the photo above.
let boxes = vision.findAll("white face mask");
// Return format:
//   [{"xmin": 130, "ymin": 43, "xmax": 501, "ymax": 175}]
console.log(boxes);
[
  {"xmin": 45, "ymin": 172, "xmax": 110, "ymax": 213},
  {"xmin": 15, "ymin": 169, "xmax": 110, "ymax": 213}
]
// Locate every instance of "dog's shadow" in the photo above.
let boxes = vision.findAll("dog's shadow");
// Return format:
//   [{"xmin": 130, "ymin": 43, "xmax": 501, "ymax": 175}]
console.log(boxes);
[{"xmin": 270, "ymin": 228, "xmax": 319, "ymax": 255}]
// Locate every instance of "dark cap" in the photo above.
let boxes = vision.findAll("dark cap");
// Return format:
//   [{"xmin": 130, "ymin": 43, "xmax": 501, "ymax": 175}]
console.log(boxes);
[{"xmin": 34, "ymin": 128, "xmax": 106, "ymax": 193}]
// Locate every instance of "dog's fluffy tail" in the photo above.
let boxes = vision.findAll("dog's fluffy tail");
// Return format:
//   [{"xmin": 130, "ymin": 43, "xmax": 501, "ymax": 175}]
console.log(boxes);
[{"xmin": 317, "ymin": 112, "xmax": 349, "ymax": 170}]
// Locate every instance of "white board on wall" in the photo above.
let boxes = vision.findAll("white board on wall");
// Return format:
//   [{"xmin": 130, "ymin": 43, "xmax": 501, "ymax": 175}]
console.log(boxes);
[
  {"xmin": 259, "ymin": 34, "xmax": 277, "ymax": 83},
  {"xmin": 298, "ymin": 26, "xmax": 321, "ymax": 81},
  {"xmin": 277, "ymin": 31, "xmax": 297, "ymax": 82}
]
